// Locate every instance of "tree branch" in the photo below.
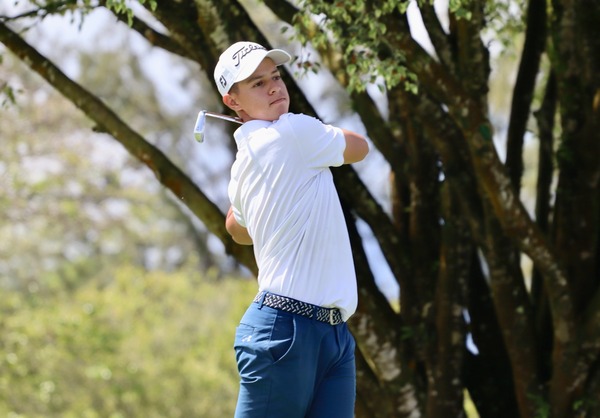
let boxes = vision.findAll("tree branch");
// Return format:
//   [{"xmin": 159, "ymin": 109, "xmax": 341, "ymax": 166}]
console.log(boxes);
[
  {"xmin": 531, "ymin": 70, "xmax": 557, "ymax": 383},
  {"xmin": 425, "ymin": 183, "xmax": 468, "ymax": 416},
  {"xmin": 377, "ymin": 8, "xmax": 574, "ymax": 352},
  {"xmin": 0, "ymin": 20, "xmax": 257, "ymax": 274},
  {"xmin": 448, "ymin": 0, "xmax": 490, "ymax": 105},
  {"xmin": 344, "ymin": 200, "xmax": 424, "ymax": 416},
  {"xmin": 464, "ymin": 258, "xmax": 520, "ymax": 417},
  {"xmin": 418, "ymin": 2, "xmax": 456, "ymax": 75},
  {"xmin": 505, "ymin": 0, "xmax": 547, "ymax": 191},
  {"xmin": 100, "ymin": 3, "xmax": 189, "ymax": 58},
  {"xmin": 410, "ymin": 86, "xmax": 543, "ymax": 416}
]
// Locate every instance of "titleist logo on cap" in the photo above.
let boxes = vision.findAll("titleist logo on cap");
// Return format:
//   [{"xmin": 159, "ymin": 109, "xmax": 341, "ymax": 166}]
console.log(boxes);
[{"xmin": 231, "ymin": 44, "xmax": 266, "ymax": 67}]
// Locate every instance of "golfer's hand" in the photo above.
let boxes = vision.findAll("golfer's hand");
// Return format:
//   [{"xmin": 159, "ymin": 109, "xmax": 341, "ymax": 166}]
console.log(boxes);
[{"xmin": 226, "ymin": 206, "xmax": 253, "ymax": 245}]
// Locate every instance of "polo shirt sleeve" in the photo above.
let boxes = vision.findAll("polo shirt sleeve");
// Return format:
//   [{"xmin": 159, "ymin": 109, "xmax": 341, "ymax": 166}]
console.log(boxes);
[
  {"xmin": 290, "ymin": 114, "xmax": 345, "ymax": 169},
  {"xmin": 231, "ymin": 205, "xmax": 246, "ymax": 227},
  {"xmin": 227, "ymin": 175, "xmax": 246, "ymax": 227}
]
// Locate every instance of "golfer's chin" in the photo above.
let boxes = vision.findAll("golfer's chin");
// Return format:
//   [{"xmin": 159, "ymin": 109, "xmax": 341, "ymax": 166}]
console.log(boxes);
[{"xmin": 268, "ymin": 101, "xmax": 289, "ymax": 120}]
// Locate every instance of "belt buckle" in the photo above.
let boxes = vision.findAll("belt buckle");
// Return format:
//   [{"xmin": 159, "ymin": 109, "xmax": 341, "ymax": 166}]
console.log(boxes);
[{"xmin": 329, "ymin": 309, "xmax": 335, "ymax": 325}]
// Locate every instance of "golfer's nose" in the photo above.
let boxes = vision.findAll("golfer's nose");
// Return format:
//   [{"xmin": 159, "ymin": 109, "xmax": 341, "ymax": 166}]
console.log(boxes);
[{"xmin": 269, "ymin": 83, "xmax": 280, "ymax": 95}]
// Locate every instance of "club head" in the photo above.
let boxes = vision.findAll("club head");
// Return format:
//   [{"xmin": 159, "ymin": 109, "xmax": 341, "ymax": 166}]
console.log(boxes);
[{"xmin": 193, "ymin": 110, "xmax": 207, "ymax": 142}]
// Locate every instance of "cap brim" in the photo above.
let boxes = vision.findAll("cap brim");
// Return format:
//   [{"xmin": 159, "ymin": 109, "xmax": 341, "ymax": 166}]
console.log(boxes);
[{"xmin": 265, "ymin": 49, "xmax": 291, "ymax": 66}]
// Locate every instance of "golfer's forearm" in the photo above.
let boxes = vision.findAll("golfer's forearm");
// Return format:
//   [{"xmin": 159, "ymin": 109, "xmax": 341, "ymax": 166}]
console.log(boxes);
[
  {"xmin": 341, "ymin": 129, "xmax": 369, "ymax": 164},
  {"xmin": 226, "ymin": 207, "xmax": 253, "ymax": 245}
]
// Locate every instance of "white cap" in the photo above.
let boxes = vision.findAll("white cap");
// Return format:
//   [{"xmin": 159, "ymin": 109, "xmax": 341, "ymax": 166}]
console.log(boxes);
[{"xmin": 214, "ymin": 41, "xmax": 291, "ymax": 96}]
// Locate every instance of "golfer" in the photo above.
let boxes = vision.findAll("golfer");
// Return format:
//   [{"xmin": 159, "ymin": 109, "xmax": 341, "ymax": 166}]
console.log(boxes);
[{"xmin": 214, "ymin": 41, "xmax": 369, "ymax": 418}]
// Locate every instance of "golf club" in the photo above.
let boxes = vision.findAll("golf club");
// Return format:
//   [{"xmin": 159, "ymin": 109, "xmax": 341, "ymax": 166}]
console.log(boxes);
[{"xmin": 193, "ymin": 110, "xmax": 243, "ymax": 142}]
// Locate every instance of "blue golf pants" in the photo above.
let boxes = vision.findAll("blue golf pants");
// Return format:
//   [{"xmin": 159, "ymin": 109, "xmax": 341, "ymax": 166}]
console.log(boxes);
[{"xmin": 233, "ymin": 301, "xmax": 356, "ymax": 418}]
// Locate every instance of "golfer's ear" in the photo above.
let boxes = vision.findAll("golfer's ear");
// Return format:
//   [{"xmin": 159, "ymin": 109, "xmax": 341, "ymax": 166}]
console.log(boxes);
[{"xmin": 223, "ymin": 93, "xmax": 241, "ymax": 112}]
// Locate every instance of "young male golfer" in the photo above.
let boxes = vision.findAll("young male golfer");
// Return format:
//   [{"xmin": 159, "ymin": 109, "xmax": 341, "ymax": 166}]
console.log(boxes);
[{"xmin": 214, "ymin": 41, "xmax": 369, "ymax": 418}]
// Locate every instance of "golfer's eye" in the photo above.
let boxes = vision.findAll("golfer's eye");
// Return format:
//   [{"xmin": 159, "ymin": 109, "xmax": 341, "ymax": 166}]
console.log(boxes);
[{"xmin": 253, "ymin": 81, "xmax": 264, "ymax": 88}]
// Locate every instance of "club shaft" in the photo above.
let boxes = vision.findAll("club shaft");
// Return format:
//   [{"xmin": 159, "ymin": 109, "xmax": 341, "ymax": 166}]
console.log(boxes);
[{"xmin": 204, "ymin": 111, "xmax": 243, "ymax": 124}]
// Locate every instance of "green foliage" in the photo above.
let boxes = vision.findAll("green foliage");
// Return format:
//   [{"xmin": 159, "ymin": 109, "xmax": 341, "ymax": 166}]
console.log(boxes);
[
  {"xmin": 0, "ymin": 81, "xmax": 18, "ymax": 107},
  {"xmin": 449, "ymin": 0, "xmax": 473, "ymax": 20},
  {"xmin": 0, "ymin": 0, "xmax": 94, "ymax": 29},
  {"xmin": 293, "ymin": 0, "xmax": 472, "ymax": 94},
  {"xmin": 572, "ymin": 396, "xmax": 598, "ymax": 415},
  {"xmin": 0, "ymin": 53, "xmax": 17, "ymax": 107},
  {"xmin": 528, "ymin": 393, "xmax": 550, "ymax": 418},
  {"xmin": 3, "ymin": 0, "xmax": 156, "ymax": 27},
  {"xmin": 105, "ymin": 0, "xmax": 134, "ymax": 25},
  {"xmin": 0, "ymin": 267, "xmax": 257, "ymax": 417},
  {"xmin": 484, "ymin": 0, "xmax": 527, "ymax": 54},
  {"xmin": 104, "ymin": 0, "xmax": 157, "ymax": 26},
  {"xmin": 294, "ymin": 0, "xmax": 413, "ymax": 93}
]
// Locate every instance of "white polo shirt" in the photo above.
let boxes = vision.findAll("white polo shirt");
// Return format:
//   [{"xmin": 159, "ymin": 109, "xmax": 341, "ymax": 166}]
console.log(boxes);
[{"xmin": 228, "ymin": 113, "xmax": 358, "ymax": 321}]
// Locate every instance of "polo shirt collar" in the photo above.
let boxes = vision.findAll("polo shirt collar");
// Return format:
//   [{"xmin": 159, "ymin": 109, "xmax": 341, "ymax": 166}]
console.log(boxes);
[{"xmin": 233, "ymin": 119, "xmax": 274, "ymax": 147}]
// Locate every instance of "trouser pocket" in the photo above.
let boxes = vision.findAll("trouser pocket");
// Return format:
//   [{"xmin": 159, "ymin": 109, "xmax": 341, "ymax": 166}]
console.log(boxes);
[
  {"xmin": 268, "ymin": 311, "xmax": 296, "ymax": 363},
  {"xmin": 234, "ymin": 307, "xmax": 297, "ymax": 382}
]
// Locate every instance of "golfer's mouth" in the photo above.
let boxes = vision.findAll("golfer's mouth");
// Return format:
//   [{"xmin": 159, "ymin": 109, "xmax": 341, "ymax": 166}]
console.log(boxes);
[{"xmin": 270, "ymin": 97, "xmax": 287, "ymax": 106}]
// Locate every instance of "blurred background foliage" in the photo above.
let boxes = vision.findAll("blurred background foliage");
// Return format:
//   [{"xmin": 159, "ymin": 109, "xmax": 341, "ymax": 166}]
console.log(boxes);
[
  {"xmin": 0, "ymin": 33, "xmax": 256, "ymax": 417},
  {"xmin": 0, "ymin": 43, "xmax": 238, "ymax": 289},
  {"xmin": 0, "ymin": 266, "xmax": 256, "ymax": 418}
]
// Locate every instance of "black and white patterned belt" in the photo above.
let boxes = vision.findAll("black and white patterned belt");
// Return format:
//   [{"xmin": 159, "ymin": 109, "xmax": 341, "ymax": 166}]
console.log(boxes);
[{"xmin": 253, "ymin": 292, "xmax": 344, "ymax": 325}]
